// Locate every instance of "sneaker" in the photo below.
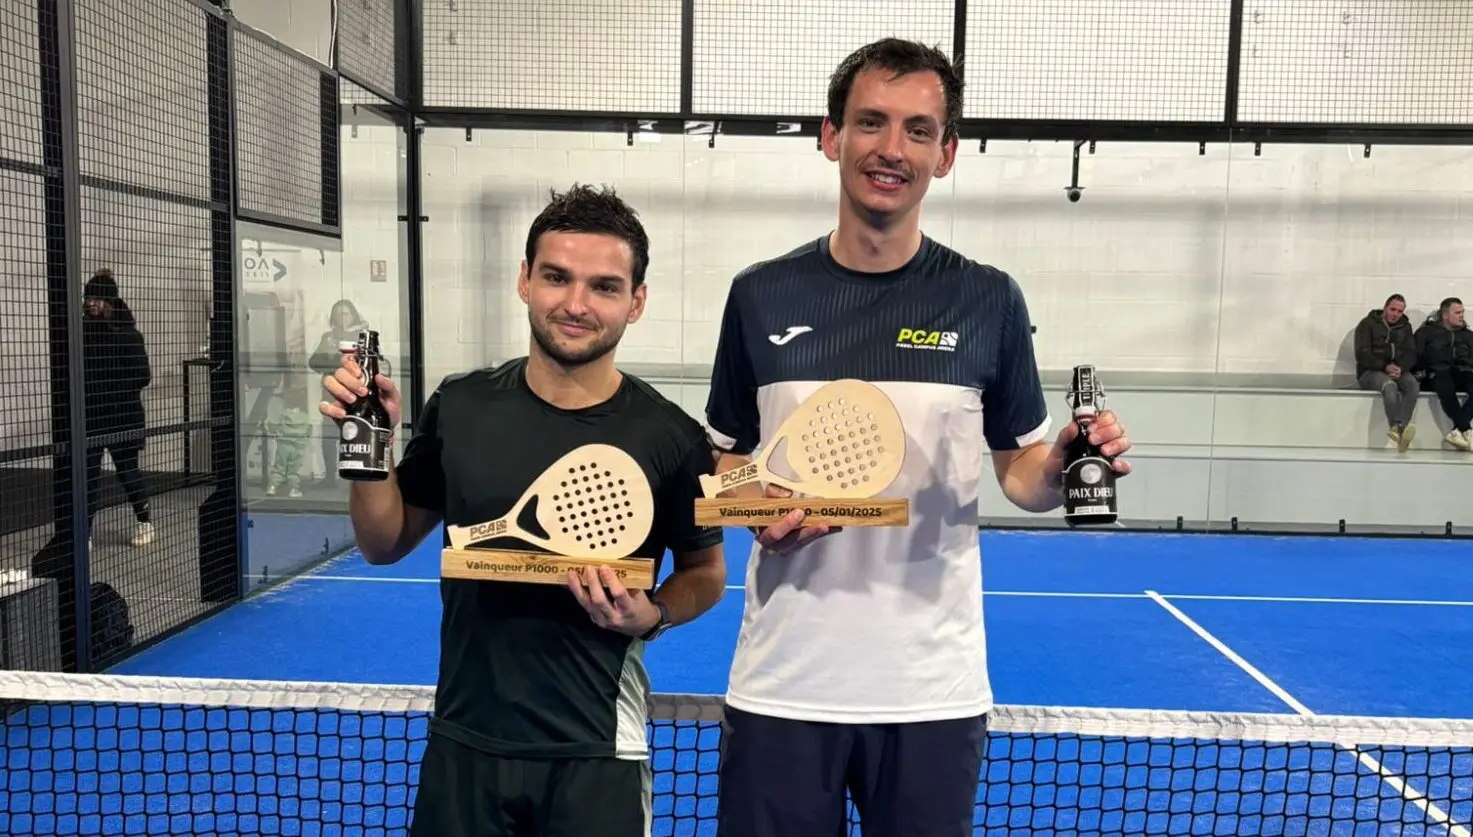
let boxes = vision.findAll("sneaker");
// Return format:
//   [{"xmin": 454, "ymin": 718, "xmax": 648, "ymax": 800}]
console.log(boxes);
[
  {"xmin": 130, "ymin": 522, "xmax": 155, "ymax": 547},
  {"xmin": 1398, "ymin": 423, "xmax": 1415, "ymax": 453},
  {"xmin": 1445, "ymin": 429, "xmax": 1471, "ymax": 451}
]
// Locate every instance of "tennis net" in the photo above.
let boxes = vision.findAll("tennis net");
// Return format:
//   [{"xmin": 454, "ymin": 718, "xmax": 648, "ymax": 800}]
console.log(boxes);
[{"xmin": 2, "ymin": 671, "xmax": 1470, "ymax": 836}]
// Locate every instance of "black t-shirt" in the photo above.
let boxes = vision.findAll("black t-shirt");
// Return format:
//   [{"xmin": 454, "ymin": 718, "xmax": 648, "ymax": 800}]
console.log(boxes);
[{"xmin": 396, "ymin": 357, "xmax": 723, "ymax": 760}]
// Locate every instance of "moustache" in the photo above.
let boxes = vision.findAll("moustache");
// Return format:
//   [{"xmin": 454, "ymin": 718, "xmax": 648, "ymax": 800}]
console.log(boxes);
[
  {"xmin": 549, "ymin": 316, "xmax": 597, "ymax": 331},
  {"xmin": 865, "ymin": 162, "xmax": 911, "ymax": 181}
]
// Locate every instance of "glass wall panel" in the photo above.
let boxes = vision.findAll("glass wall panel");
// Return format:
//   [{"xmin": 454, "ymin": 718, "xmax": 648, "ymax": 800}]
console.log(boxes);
[
  {"xmin": 1206, "ymin": 140, "xmax": 1472, "ymax": 537},
  {"xmin": 414, "ymin": 1, "xmax": 1473, "ymax": 547},
  {"xmin": 234, "ymin": 79, "xmax": 412, "ymax": 594}
]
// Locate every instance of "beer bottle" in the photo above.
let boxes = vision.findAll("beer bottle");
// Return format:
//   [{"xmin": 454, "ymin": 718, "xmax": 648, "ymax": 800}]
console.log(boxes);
[
  {"xmin": 1061, "ymin": 364, "xmax": 1118, "ymax": 526},
  {"xmin": 337, "ymin": 329, "xmax": 391, "ymax": 482}
]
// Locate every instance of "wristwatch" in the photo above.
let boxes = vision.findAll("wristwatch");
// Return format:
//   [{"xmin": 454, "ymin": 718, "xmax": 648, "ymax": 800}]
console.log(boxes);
[{"xmin": 640, "ymin": 601, "xmax": 672, "ymax": 642}]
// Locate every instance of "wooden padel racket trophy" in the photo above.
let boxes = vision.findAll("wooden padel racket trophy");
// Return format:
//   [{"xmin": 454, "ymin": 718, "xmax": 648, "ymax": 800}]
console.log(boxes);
[
  {"xmin": 441, "ymin": 443, "xmax": 656, "ymax": 588},
  {"xmin": 694, "ymin": 379, "xmax": 909, "ymax": 527}
]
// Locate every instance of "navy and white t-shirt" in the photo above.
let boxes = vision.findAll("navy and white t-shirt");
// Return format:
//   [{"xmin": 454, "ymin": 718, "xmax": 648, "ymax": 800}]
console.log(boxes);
[{"xmin": 705, "ymin": 233, "xmax": 1051, "ymax": 725}]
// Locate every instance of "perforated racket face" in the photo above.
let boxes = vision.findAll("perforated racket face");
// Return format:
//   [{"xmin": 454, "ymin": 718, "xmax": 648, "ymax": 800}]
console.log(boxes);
[
  {"xmin": 531, "ymin": 444, "xmax": 654, "ymax": 558},
  {"xmin": 780, "ymin": 382, "xmax": 905, "ymax": 497}
]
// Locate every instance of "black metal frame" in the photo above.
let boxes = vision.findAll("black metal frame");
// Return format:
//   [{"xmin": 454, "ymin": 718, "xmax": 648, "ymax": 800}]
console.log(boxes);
[
  {"xmin": 329, "ymin": 0, "xmax": 408, "ymax": 111},
  {"xmin": 409, "ymin": 109, "xmax": 1473, "ymax": 149},
  {"xmin": 390, "ymin": 0, "xmax": 1471, "ymax": 543},
  {"xmin": 319, "ymin": 72, "xmax": 342, "ymax": 231},
  {"xmin": 229, "ymin": 20, "xmax": 344, "ymax": 240},
  {"xmin": 399, "ymin": 0, "xmax": 426, "ymax": 428},
  {"xmin": 19, "ymin": 0, "xmax": 372, "ymax": 672},
  {"xmin": 201, "ymin": 5, "xmax": 243, "ymax": 609},
  {"xmin": 403, "ymin": 0, "xmax": 1473, "ymax": 148},
  {"xmin": 20, "ymin": 0, "xmax": 1471, "ymax": 675},
  {"xmin": 38, "ymin": 0, "xmax": 90, "ymax": 673}
]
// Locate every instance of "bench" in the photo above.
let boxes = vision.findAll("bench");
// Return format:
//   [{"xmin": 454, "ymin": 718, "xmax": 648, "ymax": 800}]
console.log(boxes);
[
  {"xmin": 632, "ymin": 367, "xmax": 1465, "ymax": 455},
  {"xmin": 1041, "ymin": 384, "xmax": 1463, "ymax": 454},
  {"xmin": 0, "ymin": 573, "xmax": 62, "ymax": 671},
  {"xmin": 628, "ymin": 368, "xmax": 1470, "ymax": 534},
  {"xmin": 1001, "ymin": 381, "xmax": 1469, "ymax": 532}
]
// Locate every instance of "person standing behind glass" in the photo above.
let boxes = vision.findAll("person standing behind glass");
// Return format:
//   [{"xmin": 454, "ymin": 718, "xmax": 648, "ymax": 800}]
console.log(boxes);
[
  {"xmin": 82, "ymin": 268, "xmax": 155, "ymax": 547},
  {"xmin": 309, "ymin": 299, "xmax": 392, "ymax": 482}
]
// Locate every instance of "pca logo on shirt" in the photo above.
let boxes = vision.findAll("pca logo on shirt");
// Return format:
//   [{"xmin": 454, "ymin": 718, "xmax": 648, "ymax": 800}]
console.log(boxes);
[{"xmin": 895, "ymin": 328, "xmax": 959, "ymax": 352}]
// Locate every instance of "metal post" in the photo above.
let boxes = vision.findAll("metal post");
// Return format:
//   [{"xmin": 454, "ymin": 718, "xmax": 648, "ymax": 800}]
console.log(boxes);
[
  {"xmin": 402, "ymin": 0, "xmax": 427, "ymax": 423},
  {"xmin": 320, "ymin": 70, "xmax": 341, "ymax": 231},
  {"xmin": 197, "ymin": 6, "xmax": 244, "ymax": 604},
  {"xmin": 37, "ymin": 0, "xmax": 91, "ymax": 672},
  {"xmin": 951, "ymin": 0, "xmax": 967, "ymax": 86},
  {"xmin": 678, "ymin": 0, "xmax": 693, "ymax": 115},
  {"xmin": 1224, "ymin": 0, "xmax": 1245, "ymax": 127}
]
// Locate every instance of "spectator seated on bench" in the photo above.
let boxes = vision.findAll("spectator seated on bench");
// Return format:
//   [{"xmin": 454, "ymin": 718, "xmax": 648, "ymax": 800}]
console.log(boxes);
[
  {"xmin": 1413, "ymin": 297, "xmax": 1473, "ymax": 452},
  {"xmin": 1353, "ymin": 294, "xmax": 1420, "ymax": 453}
]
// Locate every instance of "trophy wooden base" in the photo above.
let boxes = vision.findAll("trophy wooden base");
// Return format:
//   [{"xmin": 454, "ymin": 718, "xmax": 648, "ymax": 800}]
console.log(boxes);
[
  {"xmin": 440, "ymin": 548, "xmax": 656, "ymax": 588},
  {"xmin": 692, "ymin": 498, "xmax": 909, "ymax": 527}
]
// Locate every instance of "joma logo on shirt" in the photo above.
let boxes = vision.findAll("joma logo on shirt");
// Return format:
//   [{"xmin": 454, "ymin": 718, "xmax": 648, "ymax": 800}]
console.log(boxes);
[{"xmin": 895, "ymin": 328, "xmax": 959, "ymax": 352}]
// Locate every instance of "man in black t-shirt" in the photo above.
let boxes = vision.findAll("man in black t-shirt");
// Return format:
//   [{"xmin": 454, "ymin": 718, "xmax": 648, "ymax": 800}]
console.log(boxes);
[{"xmin": 320, "ymin": 185, "xmax": 727, "ymax": 837}]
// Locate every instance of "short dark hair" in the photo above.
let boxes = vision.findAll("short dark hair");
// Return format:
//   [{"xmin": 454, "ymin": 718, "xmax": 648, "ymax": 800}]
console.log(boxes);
[
  {"xmin": 826, "ymin": 38, "xmax": 964, "ymax": 143},
  {"xmin": 1384, "ymin": 293, "xmax": 1405, "ymax": 307},
  {"xmin": 524, "ymin": 183, "xmax": 650, "ymax": 288},
  {"xmin": 1440, "ymin": 297, "xmax": 1463, "ymax": 314}
]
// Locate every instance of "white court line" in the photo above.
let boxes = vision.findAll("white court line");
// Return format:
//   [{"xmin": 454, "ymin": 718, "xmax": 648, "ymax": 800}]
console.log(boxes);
[
  {"xmin": 296, "ymin": 575, "xmax": 742, "ymax": 589},
  {"xmin": 299, "ymin": 575, "xmax": 439, "ymax": 584},
  {"xmin": 986, "ymin": 591, "xmax": 1148, "ymax": 600},
  {"xmin": 298, "ymin": 580, "xmax": 1148, "ymax": 598},
  {"xmin": 300, "ymin": 577, "xmax": 1138, "ymax": 597},
  {"xmin": 1145, "ymin": 589, "xmax": 1469, "ymax": 837},
  {"xmin": 1164, "ymin": 593, "xmax": 1473, "ymax": 607},
  {"xmin": 289, "ymin": 576, "xmax": 1473, "ymax": 607},
  {"xmin": 1145, "ymin": 590, "xmax": 1312, "ymax": 714}
]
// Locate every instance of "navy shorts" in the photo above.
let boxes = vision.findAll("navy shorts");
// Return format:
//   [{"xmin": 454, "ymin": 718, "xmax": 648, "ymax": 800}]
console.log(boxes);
[{"xmin": 715, "ymin": 705, "xmax": 988, "ymax": 837}]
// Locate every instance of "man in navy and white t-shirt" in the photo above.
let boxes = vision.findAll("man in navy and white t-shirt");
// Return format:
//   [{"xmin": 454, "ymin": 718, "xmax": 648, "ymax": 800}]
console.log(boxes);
[{"xmin": 705, "ymin": 39, "xmax": 1135, "ymax": 837}]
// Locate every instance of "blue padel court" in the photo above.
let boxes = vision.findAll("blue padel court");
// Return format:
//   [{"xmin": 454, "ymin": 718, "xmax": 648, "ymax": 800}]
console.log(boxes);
[{"xmin": 5, "ymin": 528, "xmax": 1473, "ymax": 835}]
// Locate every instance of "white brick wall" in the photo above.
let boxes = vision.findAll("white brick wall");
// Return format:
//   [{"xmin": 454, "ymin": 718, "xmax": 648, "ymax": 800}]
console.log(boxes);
[
  {"xmin": 229, "ymin": 0, "xmax": 334, "ymax": 68},
  {"xmin": 403, "ymin": 0, "xmax": 1473, "ymax": 399},
  {"xmin": 5, "ymin": 0, "xmax": 1472, "ymax": 468},
  {"xmin": 408, "ymin": 129, "xmax": 1473, "ymax": 397}
]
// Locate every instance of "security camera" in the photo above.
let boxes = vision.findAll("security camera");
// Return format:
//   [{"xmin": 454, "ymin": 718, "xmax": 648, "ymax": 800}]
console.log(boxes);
[{"xmin": 1065, "ymin": 187, "xmax": 1082, "ymax": 203}]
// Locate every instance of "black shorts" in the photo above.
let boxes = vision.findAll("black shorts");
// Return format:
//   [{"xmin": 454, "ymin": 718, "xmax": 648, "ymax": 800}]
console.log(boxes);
[
  {"xmin": 715, "ymin": 705, "xmax": 988, "ymax": 837},
  {"xmin": 409, "ymin": 732, "xmax": 651, "ymax": 837}
]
